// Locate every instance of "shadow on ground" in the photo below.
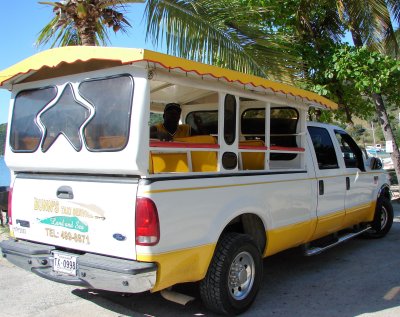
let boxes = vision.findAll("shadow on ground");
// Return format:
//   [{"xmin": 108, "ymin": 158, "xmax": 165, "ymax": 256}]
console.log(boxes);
[{"xmin": 70, "ymin": 204, "xmax": 400, "ymax": 317}]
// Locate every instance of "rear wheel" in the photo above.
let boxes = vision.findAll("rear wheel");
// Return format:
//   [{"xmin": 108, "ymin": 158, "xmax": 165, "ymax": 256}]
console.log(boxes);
[
  {"xmin": 200, "ymin": 233, "xmax": 263, "ymax": 315},
  {"xmin": 364, "ymin": 196, "xmax": 393, "ymax": 238}
]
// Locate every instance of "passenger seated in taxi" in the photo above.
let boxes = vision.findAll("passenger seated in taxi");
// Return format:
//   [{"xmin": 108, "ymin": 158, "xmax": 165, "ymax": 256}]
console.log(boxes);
[{"xmin": 150, "ymin": 103, "xmax": 191, "ymax": 141}]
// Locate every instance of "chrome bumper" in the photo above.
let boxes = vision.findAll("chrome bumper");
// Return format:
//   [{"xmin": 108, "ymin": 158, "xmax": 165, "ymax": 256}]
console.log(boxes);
[{"xmin": 0, "ymin": 239, "xmax": 157, "ymax": 293}]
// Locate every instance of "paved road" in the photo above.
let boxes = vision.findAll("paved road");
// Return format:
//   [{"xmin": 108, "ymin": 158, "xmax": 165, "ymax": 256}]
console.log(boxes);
[{"xmin": 1, "ymin": 203, "xmax": 400, "ymax": 317}]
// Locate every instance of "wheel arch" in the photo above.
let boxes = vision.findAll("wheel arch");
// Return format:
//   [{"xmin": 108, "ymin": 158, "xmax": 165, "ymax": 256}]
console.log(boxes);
[
  {"xmin": 220, "ymin": 213, "xmax": 267, "ymax": 255},
  {"xmin": 378, "ymin": 184, "xmax": 391, "ymax": 200}
]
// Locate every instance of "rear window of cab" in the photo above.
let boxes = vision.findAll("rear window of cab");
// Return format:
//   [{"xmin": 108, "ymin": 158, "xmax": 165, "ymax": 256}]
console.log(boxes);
[{"xmin": 10, "ymin": 74, "xmax": 134, "ymax": 153}]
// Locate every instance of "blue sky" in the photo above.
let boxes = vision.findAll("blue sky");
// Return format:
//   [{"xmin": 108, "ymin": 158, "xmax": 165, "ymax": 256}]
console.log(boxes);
[{"xmin": 0, "ymin": 1, "xmax": 157, "ymax": 124}]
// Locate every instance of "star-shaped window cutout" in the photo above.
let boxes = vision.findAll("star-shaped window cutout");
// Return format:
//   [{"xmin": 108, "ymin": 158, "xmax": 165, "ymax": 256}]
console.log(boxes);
[{"xmin": 40, "ymin": 84, "xmax": 90, "ymax": 152}]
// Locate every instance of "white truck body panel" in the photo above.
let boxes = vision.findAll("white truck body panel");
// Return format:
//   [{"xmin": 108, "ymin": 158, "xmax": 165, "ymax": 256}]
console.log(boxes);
[
  {"xmin": 11, "ymin": 175, "xmax": 139, "ymax": 260},
  {"xmin": 137, "ymin": 171, "xmax": 317, "ymax": 255}
]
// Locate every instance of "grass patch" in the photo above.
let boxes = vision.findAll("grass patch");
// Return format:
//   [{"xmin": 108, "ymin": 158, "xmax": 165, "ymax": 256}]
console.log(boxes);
[{"xmin": 0, "ymin": 225, "xmax": 10, "ymax": 240}]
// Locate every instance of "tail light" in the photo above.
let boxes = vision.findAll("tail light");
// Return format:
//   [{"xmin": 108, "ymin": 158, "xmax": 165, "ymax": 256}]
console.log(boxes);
[
  {"xmin": 135, "ymin": 197, "xmax": 160, "ymax": 246},
  {"xmin": 8, "ymin": 187, "xmax": 13, "ymax": 225}
]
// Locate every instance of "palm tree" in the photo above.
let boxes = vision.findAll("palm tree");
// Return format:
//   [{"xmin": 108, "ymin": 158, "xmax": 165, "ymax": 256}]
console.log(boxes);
[{"xmin": 37, "ymin": 0, "xmax": 145, "ymax": 47}]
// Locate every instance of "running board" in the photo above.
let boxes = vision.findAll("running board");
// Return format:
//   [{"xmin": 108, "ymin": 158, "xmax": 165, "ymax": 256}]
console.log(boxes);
[{"xmin": 304, "ymin": 226, "xmax": 372, "ymax": 256}]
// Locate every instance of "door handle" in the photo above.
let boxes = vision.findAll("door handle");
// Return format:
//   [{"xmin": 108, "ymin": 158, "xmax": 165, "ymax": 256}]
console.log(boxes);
[
  {"xmin": 56, "ymin": 186, "xmax": 74, "ymax": 199},
  {"xmin": 319, "ymin": 180, "xmax": 324, "ymax": 195},
  {"xmin": 346, "ymin": 177, "xmax": 350, "ymax": 190}
]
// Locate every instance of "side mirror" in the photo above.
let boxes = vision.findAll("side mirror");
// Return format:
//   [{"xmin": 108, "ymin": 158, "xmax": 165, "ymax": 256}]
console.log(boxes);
[{"xmin": 369, "ymin": 157, "xmax": 383, "ymax": 170}]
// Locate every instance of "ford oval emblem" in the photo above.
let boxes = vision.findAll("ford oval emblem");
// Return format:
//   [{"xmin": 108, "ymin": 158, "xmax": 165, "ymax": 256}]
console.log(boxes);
[{"xmin": 113, "ymin": 233, "xmax": 126, "ymax": 241}]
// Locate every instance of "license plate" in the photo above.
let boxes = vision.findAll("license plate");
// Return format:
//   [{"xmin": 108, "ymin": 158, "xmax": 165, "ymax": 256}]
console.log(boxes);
[{"xmin": 52, "ymin": 251, "xmax": 78, "ymax": 276}]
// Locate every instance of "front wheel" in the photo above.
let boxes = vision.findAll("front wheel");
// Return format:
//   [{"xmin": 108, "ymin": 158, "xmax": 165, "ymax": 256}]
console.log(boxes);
[
  {"xmin": 364, "ymin": 196, "xmax": 393, "ymax": 238},
  {"xmin": 200, "ymin": 233, "xmax": 263, "ymax": 315}
]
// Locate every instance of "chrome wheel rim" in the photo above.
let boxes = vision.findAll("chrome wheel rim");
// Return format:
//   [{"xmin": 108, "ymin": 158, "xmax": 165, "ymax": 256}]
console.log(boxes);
[{"xmin": 228, "ymin": 251, "xmax": 255, "ymax": 300}]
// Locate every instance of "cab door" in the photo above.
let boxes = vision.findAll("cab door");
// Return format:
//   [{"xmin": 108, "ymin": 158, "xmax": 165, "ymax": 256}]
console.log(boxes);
[
  {"xmin": 333, "ymin": 130, "xmax": 376, "ymax": 226},
  {"xmin": 308, "ymin": 125, "xmax": 346, "ymax": 239}
]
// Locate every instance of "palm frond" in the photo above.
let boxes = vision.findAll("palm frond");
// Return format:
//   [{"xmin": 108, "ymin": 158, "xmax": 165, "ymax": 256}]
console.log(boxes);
[
  {"xmin": 339, "ymin": 0, "xmax": 397, "ymax": 52},
  {"xmin": 145, "ymin": 0, "xmax": 261, "ymax": 75},
  {"xmin": 145, "ymin": 0, "xmax": 302, "ymax": 81},
  {"xmin": 386, "ymin": 0, "xmax": 400, "ymax": 24},
  {"xmin": 36, "ymin": 15, "xmax": 79, "ymax": 47},
  {"xmin": 95, "ymin": 20, "xmax": 111, "ymax": 45},
  {"xmin": 35, "ymin": 16, "xmax": 60, "ymax": 47}
]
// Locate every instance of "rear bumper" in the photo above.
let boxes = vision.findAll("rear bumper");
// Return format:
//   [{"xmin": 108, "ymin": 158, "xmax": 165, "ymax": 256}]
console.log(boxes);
[{"xmin": 0, "ymin": 238, "xmax": 157, "ymax": 293}]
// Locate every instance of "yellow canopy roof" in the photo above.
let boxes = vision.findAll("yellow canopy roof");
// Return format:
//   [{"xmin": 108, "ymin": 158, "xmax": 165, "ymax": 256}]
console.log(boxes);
[{"xmin": 0, "ymin": 46, "xmax": 337, "ymax": 110}]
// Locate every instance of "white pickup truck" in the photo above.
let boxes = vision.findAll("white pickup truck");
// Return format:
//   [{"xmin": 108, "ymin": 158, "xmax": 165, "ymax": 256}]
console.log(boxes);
[{"xmin": 0, "ymin": 47, "xmax": 393, "ymax": 315}]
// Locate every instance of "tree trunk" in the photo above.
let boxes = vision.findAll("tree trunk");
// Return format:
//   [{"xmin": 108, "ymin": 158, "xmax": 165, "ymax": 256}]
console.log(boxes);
[
  {"xmin": 342, "ymin": 103, "xmax": 354, "ymax": 128},
  {"xmin": 372, "ymin": 92, "xmax": 400, "ymax": 182},
  {"xmin": 350, "ymin": 29, "xmax": 363, "ymax": 47},
  {"xmin": 336, "ymin": 87, "xmax": 354, "ymax": 127},
  {"xmin": 80, "ymin": 32, "xmax": 96, "ymax": 46},
  {"xmin": 348, "ymin": 15, "xmax": 363, "ymax": 47},
  {"xmin": 75, "ymin": 14, "xmax": 97, "ymax": 46},
  {"xmin": 77, "ymin": 23, "xmax": 97, "ymax": 46},
  {"xmin": 315, "ymin": 109, "xmax": 322, "ymax": 121}
]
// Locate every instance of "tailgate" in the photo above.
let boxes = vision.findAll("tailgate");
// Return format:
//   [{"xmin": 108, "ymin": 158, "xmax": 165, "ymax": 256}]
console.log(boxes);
[{"xmin": 11, "ymin": 174, "xmax": 139, "ymax": 260}]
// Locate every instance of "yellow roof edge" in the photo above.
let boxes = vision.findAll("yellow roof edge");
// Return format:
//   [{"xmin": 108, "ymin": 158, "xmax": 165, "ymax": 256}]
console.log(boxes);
[
  {"xmin": 0, "ymin": 46, "xmax": 337, "ymax": 110},
  {"xmin": 142, "ymin": 49, "xmax": 337, "ymax": 110}
]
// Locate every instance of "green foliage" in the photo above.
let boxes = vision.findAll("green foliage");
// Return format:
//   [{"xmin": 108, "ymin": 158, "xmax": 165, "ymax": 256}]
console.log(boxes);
[
  {"xmin": 328, "ymin": 46, "xmax": 400, "ymax": 99},
  {"xmin": 275, "ymin": 1, "xmax": 373, "ymax": 124},
  {"xmin": 313, "ymin": 45, "xmax": 400, "ymax": 128},
  {"xmin": 150, "ymin": 112, "xmax": 163, "ymax": 126},
  {"xmin": 346, "ymin": 124, "xmax": 366, "ymax": 143},
  {"xmin": 0, "ymin": 123, "xmax": 7, "ymax": 156}
]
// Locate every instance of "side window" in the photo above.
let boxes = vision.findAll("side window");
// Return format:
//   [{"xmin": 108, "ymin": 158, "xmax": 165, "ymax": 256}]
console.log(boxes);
[
  {"xmin": 335, "ymin": 131, "xmax": 365, "ymax": 171},
  {"xmin": 186, "ymin": 110, "xmax": 218, "ymax": 135},
  {"xmin": 10, "ymin": 87, "xmax": 57, "ymax": 152},
  {"xmin": 241, "ymin": 108, "xmax": 265, "ymax": 139},
  {"xmin": 80, "ymin": 75, "xmax": 134, "ymax": 151},
  {"xmin": 241, "ymin": 107, "xmax": 299, "ymax": 161},
  {"xmin": 270, "ymin": 107, "xmax": 299, "ymax": 161},
  {"xmin": 224, "ymin": 94, "xmax": 236, "ymax": 145},
  {"xmin": 308, "ymin": 127, "xmax": 339, "ymax": 169}
]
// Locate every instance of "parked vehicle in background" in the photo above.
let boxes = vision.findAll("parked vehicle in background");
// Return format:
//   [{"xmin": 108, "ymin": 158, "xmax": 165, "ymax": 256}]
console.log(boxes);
[
  {"xmin": 382, "ymin": 157, "xmax": 394, "ymax": 170},
  {"xmin": 366, "ymin": 145, "xmax": 382, "ymax": 155},
  {"xmin": 365, "ymin": 147, "xmax": 392, "ymax": 171},
  {"xmin": 0, "ymin": 47, "xmax": 393, "ymax": 315}
]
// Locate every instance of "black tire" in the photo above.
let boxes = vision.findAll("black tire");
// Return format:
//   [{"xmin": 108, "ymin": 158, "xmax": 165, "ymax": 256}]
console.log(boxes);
[
  {"xmin": 200, "ymin": 233, "xmax": 263, "ymax": 315},
  {"xmin": 364, "ymin": 196, "xmax": 393, "ymax": 238}
]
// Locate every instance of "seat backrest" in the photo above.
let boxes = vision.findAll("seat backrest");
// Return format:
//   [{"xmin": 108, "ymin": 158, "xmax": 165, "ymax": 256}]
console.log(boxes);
[
  {"xmin": 149, "ymin": 152, "xmax": 189, "ymax": 173},
  {"xmin": 149, "ymin": 135, "xmax": 218, "ymax": 173},
  {"xmin": 239, "ymin": 140, "xmax": 265, "ymax": 170},
  {"xmin": 99, "ymin": 136, "xmax": 126, "ymax": 149},
  {"xmin": 174, "ymin": 135, "xmax": 218, "ymax": 172}
]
